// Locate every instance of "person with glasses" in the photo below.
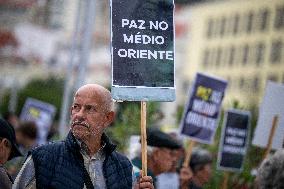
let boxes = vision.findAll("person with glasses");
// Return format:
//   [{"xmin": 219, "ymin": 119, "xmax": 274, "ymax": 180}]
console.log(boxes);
[{"xmin": 13, "ymin": 84, "xmax": 154, "ymax": 189}]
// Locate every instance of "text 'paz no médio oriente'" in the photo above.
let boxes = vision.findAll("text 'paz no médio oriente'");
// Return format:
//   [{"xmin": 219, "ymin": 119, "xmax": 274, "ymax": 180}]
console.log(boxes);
[{"xmin": 116, "ymin": 19, "xmax": 173, "ymax": 61}]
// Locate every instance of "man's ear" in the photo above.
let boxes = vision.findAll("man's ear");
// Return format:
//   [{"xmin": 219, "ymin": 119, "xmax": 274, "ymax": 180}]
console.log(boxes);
[
  {"xmin": 3, "ymin": 138, "xmax": 10, "ymax": 148},
  {"xmin": 103, "ymin": 111, "xmax": 115, "ymax": 127},
  {"xmin": 0, "ymin": 138, "xmax": 10, "ymax": 148}
]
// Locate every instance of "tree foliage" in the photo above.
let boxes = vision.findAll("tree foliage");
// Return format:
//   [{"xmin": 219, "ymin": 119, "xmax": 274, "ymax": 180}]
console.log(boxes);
[
  {"xmin": 0, "ymin": 76, "xmax": 64, "ymax": 120},
  {"xmin": 106, "ymin": 101, "xmax": 161, "ymax": 152}
]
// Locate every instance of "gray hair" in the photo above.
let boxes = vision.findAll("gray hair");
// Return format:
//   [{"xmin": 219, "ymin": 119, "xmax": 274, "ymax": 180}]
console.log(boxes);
[
  {"xmin": 256, "ymin": 149, "xmax": 284, "ymax": 189},
  {"xmin": 190, "ymin": 147, "xmax": 212, "ymax": 173}
]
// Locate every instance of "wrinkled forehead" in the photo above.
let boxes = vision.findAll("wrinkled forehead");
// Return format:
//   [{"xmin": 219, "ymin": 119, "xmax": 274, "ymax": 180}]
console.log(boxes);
[
  {"xmin": 75, "ymin": 87, "xmax": 99, "ymax": 98},
  {"xmin": 74, "ymin": 85, "xmax": 113, "ymax": 111},
  {"xmin": 74, "ymin": 87, "xmax": 104, "ymax": 103}
]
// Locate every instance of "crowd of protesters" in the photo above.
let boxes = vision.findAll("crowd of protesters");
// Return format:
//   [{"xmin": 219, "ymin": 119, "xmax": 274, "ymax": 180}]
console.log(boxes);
[{"xmin": 0, "ymin": 84, "xmax": 283, "ymax": 189}]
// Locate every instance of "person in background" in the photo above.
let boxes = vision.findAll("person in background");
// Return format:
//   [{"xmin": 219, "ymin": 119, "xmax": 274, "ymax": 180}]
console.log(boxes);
[
  {"xmin": 6, "ymin": 121, "xmax": 38, "ymax": 178},
  {"xmin": 254, "ymin": 149, "xmax": 284, "ymax": 189},
  {"xmin": 132, "ymin": 128, "xmax": 190, "ymax": 187},
  {"xmin": 13, "ymin": 84, "xmax": 154, "ymax": 189},
  {"xmin": 156, "ymin": 131, "xmax": 192, "ymax": 189},
  {"xmin": 187, "ymin": 148, "xmax": 213, "ymax": 189},
  {"xmin": 16, "ymin": 121, "xmax": 38, "ymax": 151},
  {"xmin": 0, "ymin": 118, "xmax": 22, "ymax": 189},
  {"xmin": 3, "ymin": 112, "xmax": 19, "ymax": 129}
]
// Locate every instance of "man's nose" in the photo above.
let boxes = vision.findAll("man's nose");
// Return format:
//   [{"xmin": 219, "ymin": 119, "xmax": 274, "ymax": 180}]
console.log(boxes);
[{"xmin": 74, "ymin": 107, "xmax": 86, "ymax": 118}]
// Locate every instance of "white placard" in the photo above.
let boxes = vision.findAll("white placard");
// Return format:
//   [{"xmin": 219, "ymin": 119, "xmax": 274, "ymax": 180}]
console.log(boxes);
[{"xmin": 252, "ymin": 81, "xmax": 284, "ymax": 150}]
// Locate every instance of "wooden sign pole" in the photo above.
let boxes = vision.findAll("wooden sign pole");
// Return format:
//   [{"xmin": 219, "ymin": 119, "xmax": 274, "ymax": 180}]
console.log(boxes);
[
  {"xmin": 263, "ymin": 115, "xmax": 279, "ymax": 160},
  {"xmin": 183, "ymin": 140, "xmax": 196, "ymax": 168},
  {"xmin": 141, "ymin": 101, "xmax": 147, "ymax": 176},
  {"xmin": 221, "ymin": 172, "xmax": 229, "ymax": 189}
]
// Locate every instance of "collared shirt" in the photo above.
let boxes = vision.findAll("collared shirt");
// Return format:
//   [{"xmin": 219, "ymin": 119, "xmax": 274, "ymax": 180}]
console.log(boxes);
[
  {"xmin": 80, "ymin": 141, "xmax": 106, "ymax": 188},
  {"xmin": 156, "ymin": 172, "xmax": 179, "ymax": 189}
]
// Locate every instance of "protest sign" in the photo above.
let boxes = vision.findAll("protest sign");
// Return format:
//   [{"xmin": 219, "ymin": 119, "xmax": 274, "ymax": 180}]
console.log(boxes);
[
  {"xmin": 111, "ymin": 0, "xmax": 175, "ymax": 101},
  {"xmin": 180, "ymin": 73, "xmax": 227, "ymax": 144},
  {"xmin": 217, "ymin": 109, "xmax": 251, "ymax": 172},
  {"xmin": 252, "ymin": 81, "xmax": 284, "ymax": 150},
  {"xmin": 20, "ymin": 98, "xmax": 56, "ymax": 145}
]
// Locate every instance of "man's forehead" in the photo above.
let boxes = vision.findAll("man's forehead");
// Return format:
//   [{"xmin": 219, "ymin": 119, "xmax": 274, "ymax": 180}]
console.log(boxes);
[
  {"xmin": 76, "ymin": 85, "xmax": 109, "ymax": 98},
  {"xmin": 73, "ymin": 94, "xmax": 99, "ymax": 104}
]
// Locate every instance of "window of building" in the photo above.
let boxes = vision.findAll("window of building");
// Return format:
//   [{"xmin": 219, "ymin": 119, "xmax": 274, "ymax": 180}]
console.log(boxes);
[
  {"xmin": 211, "ymin": 48, "xmax": 217, "ymax": 67},
  {"xmin": 202, "ymin": 49, "xmax": 210, "ymax": 68},
  {"xmin": 234, "ymin": 46, "xmax": 243, "ymax": 66},
  {"xmin": 274, "ymin": 5, "xmax": 284, "ymax": 29},
  {"xmin": 226, "ymin": 16, "xmax": 234, "ymax": 35},
  {"xmin": 239, "ymin": 77, "xmax": 245, "ymax": 89},
  {"xmin": 242, "ymin": 44, "xmax": 249, "ymax": 65},
  {"xmin": 233, "ymin": 14, "xmax": 240, "ymax": 35},
  {"xmin": 220, "ymin": 17, "xmax": 226, "ymax": 37},
  {"xmin": 259, "ymin": 8, "xmax": 270, "ymax": 31},
  {"xmin": 213, "ymin": 18, "xmax": 221, "ymax": 38},
  {"xmin": 229, "ymin": 46, "xmax": 235, "ymax": 66},
  {"xmin": 216, "ymin": 47, "xmax": 222, "ymax": 67},
  {"xmin": 270, "ymin": 40, "xmax": 283, "ymax": 63},
  {"xmin": 246, "ymin": 11, "xmax": 254, "ymax": 33},
  {"xmin": 206, "ymin": 19, "xmax": 214, "ymax": 38},
  {"xmin": 222, "ymin": 47, "xmax": 230, "ymax": 67},
  {"xmin": 256, "ymin": 42, "xmax": 265, "ymax": 65}
]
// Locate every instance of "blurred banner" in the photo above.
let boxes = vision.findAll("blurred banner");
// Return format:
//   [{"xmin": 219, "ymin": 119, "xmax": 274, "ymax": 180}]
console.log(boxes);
[
  {"xmin": 217, "ymin": 109, "xmax": 251, "ymax": 172},
  {"xmin": 20, "ymin": 98, "xmax": 56, "ymax": 145},
  {"xmin": 111, "ymin": 0, "xmax": 175, "ymax": 101},
  {"xmin": 180, "ymin": 73, "xmax": 227, "ymax": 144},
  {"xmin": 252, "ymin": 81, "xmax": 284, "ymax": 150}
]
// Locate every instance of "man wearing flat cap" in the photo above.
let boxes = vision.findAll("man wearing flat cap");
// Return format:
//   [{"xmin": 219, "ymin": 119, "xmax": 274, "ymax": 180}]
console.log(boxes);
[
  {"xmin": 188, "ymin": 148, "xmax": 213, "ymax": 189},
  {"xmin": 0, "ymin": 118, "xmax": 22, "ymax": 189},
  {"xmin": 132, "ymin": 128, "xmax": 183, "ymax": 186}
]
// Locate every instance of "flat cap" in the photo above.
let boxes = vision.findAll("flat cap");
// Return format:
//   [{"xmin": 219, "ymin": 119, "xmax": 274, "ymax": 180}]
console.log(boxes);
[
  {"xmin": 0, "ymin": 118, "xmax": 22, "ymax": 160},
  {"xmin": 147, "ymin": 128, "xmax": 182, "ymax": 149}
]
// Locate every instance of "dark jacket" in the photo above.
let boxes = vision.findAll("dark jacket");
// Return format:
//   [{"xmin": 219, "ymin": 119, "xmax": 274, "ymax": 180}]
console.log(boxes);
[{"xmin": 30, "ymin": 132, "xmax": 133, "ymax": 189}]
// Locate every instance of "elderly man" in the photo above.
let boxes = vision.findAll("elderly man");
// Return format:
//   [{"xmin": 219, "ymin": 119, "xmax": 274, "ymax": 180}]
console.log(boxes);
[
  {"xmin": 0, "ymin": 118, "xmax": 22, "ymax": 189},
  {"xmin": 255, "ymin": 149, "xmax": 284, "ymax": 189},
  {"xmin": 132, "ymin": 128, "xmax": 191, "ymax": 188},
  {"xmin": 13, "ymin": 84, "xmax": 153, "ymax": 189},
  {"xmin": 187, "ymin": 148, "xmax": 213, "ymax": 189}
]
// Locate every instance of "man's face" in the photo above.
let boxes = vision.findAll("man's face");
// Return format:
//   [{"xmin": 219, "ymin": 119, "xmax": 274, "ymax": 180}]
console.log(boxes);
[
  {"xmin": 153, "ymin": 148, "xmax": 176, "ymax": 174},
  {"xmin": 196, "ymin": 163, "xmax": 212, "ymax": 184},
  {"xmin": 70, "ymin": 90, "xmax": 110, "ymax": 142}
]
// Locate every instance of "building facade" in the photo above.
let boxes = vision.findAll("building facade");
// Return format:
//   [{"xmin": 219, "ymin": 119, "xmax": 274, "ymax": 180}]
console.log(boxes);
[{"xmin": 180, "ymin": 0, "xmax": 284, "ymax": 108}]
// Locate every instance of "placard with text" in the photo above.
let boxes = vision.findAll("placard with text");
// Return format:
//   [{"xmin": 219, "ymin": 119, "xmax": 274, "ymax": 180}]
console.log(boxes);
[
  {"xmin": 217, "ymin": 109, "xmax": 251, "ymax": 172},
  {"xmin": 111, "ymin": 0, "xmax": 175, "ymax": 101},
  {"xmin": 180, "ymin": 73, "xmax": 227, "ymax": 144},
  {"xmin": 20, "ymin": 98, "xmax": 56, "ymax": 145}
]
